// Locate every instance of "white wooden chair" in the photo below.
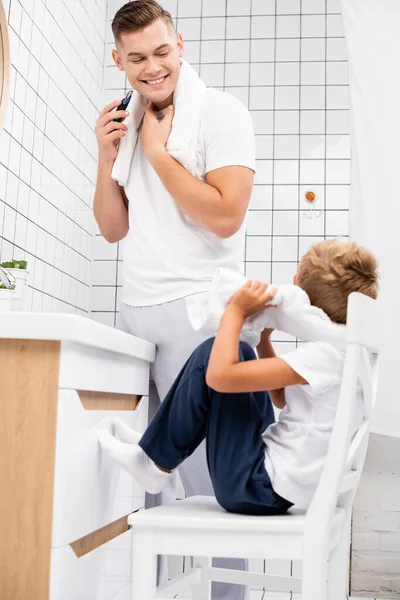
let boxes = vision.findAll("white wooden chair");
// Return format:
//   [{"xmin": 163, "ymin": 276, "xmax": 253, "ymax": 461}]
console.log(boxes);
[{"xmin": 128, "ymin": 292, "xmax": 380, "ymax": 600}]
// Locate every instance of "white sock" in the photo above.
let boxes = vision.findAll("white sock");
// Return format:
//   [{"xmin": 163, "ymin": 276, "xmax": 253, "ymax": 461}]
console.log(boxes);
[
  {"xmin": 113, "ymin": 417, "xmax": 142, "ymax": 445},
  {"xmin": 98, "ymin": 429, "xmax": 171, "ymax": 494}
]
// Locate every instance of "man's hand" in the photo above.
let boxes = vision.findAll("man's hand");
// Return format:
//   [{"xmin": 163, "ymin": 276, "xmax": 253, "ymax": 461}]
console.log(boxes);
[
  {"xmin": 227, "ymin": 280, "xmax": 277, "ymax": 320},
  {"xmin": 95, "ymin": 100, "xmax": 129, "ymax": 164},
  {"xmin": 141, "ymin": 102, "xmax": 174, "ymax": 160}
]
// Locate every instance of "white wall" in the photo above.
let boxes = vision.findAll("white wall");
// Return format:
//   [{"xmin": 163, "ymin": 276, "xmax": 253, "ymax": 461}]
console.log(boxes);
[
  {"xmin": 0, "ymin": 0, "xmax": 105, "ymax": 313},
  {"xmin": 352, "ymin": 435, "xmax": 400, "ymax": 598}
]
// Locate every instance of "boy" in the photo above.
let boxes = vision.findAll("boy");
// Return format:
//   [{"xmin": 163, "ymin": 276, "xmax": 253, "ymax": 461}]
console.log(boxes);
[{"xmin": 99, "ymin": 239, "xmax": 378, "ymax": 514}]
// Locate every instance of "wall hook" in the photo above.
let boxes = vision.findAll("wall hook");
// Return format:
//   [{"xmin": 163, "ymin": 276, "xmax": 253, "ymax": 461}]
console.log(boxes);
[{"xmin": 302, "ymin": 191, "xmax": 323, "ymax": 219}]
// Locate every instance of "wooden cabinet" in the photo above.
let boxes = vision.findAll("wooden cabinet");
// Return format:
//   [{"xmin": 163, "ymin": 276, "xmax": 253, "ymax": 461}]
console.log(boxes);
[{"xmin": 0, "ymin": 314, "xmax": 155, "ymax": 600}]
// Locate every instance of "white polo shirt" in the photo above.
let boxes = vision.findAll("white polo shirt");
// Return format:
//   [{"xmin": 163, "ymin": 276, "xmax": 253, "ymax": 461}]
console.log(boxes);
[
  {"xmin": 263, "ymin": 342, "xmax": 364, "ymax": 508},
  {"xmin": 122, "ymin": 88, "xmax": 255, "ymax": 307}
]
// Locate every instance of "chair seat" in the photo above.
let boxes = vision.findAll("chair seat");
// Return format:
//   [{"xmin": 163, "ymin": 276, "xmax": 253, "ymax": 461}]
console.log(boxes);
[{"xmin": 128, "ymin": 495, "xmax": 345, "ymax": 534}]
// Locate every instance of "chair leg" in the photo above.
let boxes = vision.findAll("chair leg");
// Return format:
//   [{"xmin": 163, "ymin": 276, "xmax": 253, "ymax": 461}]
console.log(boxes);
[
  {"xmin": 328, "ymin": 528, "xmax": 351, "ymax": 600},
  {"xmin": 302, "ymin": 553, "xmax": 329, "ymax": 600},
  {"xmin": 132, "ymin": 530, "xmax": 157, "ymax": 600},
  {"xmin": 193, "ymin": 557, "xmax": 212, "ymax": 600}
]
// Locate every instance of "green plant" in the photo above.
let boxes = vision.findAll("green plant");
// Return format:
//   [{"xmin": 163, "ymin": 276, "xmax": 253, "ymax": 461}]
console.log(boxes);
[
  {"xmin": 0, "ymin": 282, "xmax": 6, "ymax": 289},
  {"xmin": 0, "ymin": 259, "xmax": 28, "ymax": 270}
]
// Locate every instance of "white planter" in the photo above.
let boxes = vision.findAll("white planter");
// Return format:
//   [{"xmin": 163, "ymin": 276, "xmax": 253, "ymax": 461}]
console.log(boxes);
[
  {"xmin": 6, "ymin": 268, "xmax": 29, "ymax": 300},
  {"xmin": 0, "ymin": 289, "xmax": 16, "ymax": 311}
]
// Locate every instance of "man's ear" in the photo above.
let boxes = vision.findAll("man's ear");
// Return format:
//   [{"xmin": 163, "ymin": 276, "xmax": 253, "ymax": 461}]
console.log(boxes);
[
  {"xmin": 112, "ymin": 48, "xmax": 125, "ymax": 72},
  {"xmin": 176, "ymin": 33, "xmax": 184, "ymax": 58}
]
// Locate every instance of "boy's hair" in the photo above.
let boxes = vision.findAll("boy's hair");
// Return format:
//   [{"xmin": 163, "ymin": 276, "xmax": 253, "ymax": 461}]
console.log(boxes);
[
  {"xmin": 112, "ymin": 1, "xmax": 175, "ymax": 43},
  {"xmin": 296, "ymin": 238, "xmax": 379, "ymax": 324}
]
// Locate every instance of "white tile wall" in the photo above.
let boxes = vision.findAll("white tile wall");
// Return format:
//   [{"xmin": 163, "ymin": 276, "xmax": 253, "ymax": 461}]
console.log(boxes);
[
  {"xmin": 0, "ymin": 0, "xmax": 106, "ymax": 313},
  {"xmin": 352, "ymin": 435, "xmax": 400, "ymax": 599}
]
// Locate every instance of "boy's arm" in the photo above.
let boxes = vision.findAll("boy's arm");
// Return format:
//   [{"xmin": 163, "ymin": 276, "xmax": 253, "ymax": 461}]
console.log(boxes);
[
  {"xmin": 256, "ymin": 329, "xmax": 286, "ymax": 409},
  {"xmin": 206, "ymin": 297, "xmax": 307, "ymax": 403}
]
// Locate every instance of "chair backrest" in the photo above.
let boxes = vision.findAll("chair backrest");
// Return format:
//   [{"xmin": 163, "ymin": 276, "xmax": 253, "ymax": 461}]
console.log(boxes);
[{"xmin": 305, "ymin": 292, "xmax": 380, "ymax": 538}]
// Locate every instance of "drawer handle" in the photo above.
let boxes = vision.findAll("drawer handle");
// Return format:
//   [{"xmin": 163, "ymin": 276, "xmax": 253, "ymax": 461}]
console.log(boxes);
[
  {"xmin": 69, "ymin": 511, "xmax": 139, "ymax": 557},
  {"xmin": 78, "ymin": 390, "xmax": 142, "ymax": 411}
]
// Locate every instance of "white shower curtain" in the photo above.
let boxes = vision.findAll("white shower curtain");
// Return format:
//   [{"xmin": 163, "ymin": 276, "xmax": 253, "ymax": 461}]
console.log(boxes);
[{"xmin": 341, "ymin": 0, "xmax": 400, "ymax": 438}]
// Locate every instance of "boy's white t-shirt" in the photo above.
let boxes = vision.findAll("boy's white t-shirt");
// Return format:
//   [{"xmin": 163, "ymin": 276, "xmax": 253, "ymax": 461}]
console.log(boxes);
[
  {"xmin": 263, "ymin": 341, "xmax": 364, "ymax": 509},
  {"xmin": 122, "ymin": 88, "xmax": 255, "ymax": 307}
]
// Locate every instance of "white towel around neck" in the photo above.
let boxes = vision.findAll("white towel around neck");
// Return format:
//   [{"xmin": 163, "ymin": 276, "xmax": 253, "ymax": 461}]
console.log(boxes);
[
  {"xmin": 185, "ymin": 268, "xmax": 346, "ymax": 347},
  {"xmin": 111, "ymin": 60, "xmax": 207, "ymax": 187}
]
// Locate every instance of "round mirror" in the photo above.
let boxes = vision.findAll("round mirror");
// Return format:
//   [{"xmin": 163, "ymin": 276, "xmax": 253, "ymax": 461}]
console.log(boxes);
[{"xmin": 0, "ymin": 0, "xmax": 10, "ymax": 132}]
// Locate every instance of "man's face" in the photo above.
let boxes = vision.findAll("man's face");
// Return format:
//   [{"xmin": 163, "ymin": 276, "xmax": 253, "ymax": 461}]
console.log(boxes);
[{"xmin": 112, "ymin": 18, "xmax": 184, "ymax": 107}]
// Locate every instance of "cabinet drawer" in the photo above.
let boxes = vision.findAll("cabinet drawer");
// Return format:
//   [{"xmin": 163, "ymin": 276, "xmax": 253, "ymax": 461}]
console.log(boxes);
[
  {"xmin": 52, "ymin": 389, "xmax": 145, "ymax": 548},
  {"xmin": 59, "ymin": 341, "xmax": 150, "ymax": 396}
]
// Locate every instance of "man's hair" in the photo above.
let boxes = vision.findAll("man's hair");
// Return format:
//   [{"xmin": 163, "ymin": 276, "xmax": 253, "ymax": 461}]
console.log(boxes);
[
  {"xmin": 296, "ymin": 238, "xmax": 379, "ymax": 324},
  {"xmin": 112, "ymin": 1, "xmax": 174, "ymax": 43}
]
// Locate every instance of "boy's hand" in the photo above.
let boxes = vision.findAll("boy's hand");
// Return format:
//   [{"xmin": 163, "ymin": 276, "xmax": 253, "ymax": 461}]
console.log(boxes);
[
  {"xmin": 227, "ymin": 280, "xmax": 278, "ymax": 319},
  {"xmin": 261, "ymin": 327, "xmax": 275, "ymax": 338}
]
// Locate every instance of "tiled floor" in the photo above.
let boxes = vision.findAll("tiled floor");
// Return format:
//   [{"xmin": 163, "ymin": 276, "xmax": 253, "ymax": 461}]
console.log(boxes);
[
  {"xmin": 181, "ymin": 594, "xmax": 382, "ymax": 600},
  {"xmin": 99, "ymin": 575, "xmax": 388, "ymax": 600},
  {"xmin": 107, "ymin": 591, "xmax": 383, "ymax": 600},
  {"xmin": 247, "ymin": 595, "xmax": 380, "ymax": 600},
  {"xmin": 235, "ymin": 595, "xmax": 379, "ymax": 600}
]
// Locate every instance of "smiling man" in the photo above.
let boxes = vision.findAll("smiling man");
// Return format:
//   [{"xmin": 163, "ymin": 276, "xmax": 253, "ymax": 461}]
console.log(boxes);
[
  {"xmin": 93, "ymin": 3, "xmax": 255, "ymax": 598},
  {"xmin": 112, "ymin": 15, "xmax": 181, "ymax": 111}
]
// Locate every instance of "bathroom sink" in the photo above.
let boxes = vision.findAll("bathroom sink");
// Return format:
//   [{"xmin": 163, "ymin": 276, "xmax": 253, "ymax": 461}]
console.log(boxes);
[{"xmin": 0, "ymin": 311, "xmax": 155, "ymax": 362}]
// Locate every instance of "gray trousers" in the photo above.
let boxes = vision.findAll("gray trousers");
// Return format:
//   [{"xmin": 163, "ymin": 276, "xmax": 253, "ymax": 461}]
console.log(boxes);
[{"xmin": 117, "ymin": 298, "xmax": 247, "ymax": 600}]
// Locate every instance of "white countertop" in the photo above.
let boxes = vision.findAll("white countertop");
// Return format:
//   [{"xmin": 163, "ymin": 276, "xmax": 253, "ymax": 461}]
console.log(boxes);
[{"xmin": 0, "ymin": 312, "xmax": 156, "ymax": 363}]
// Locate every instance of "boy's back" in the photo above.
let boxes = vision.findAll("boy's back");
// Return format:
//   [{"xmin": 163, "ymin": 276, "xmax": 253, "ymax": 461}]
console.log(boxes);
[
  {"xmin": 263, "ymin": 341, "xmax": 363, "ymax": 508},
  {"xmin": 257, "ymin": 238, "xmax": 378, "ymax": 507}
]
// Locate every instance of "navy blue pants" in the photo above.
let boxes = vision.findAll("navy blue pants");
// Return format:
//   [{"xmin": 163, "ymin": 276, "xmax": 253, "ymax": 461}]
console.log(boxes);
[{"xmin": 139, "ymin": 338, "xmax": 292, "ymax": 516}]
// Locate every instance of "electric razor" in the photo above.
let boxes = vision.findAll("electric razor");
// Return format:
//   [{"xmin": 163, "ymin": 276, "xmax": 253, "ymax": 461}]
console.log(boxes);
[{"xmin": 113, "ymin": 90, "xmax": 133, "ymax": 122}]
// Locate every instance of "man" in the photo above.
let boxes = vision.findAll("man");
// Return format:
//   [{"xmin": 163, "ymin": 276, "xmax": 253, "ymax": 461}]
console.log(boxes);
[{"xmin": 94, "ymin": 2, "xmax": 255, "ymax": 598}]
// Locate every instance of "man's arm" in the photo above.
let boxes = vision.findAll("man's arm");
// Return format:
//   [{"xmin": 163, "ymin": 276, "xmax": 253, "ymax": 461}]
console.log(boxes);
[
  {"xmin": 141, "ymin": 103, "xmax": 254, "ymax": 239},
  {"xmin": 256, "ymin": 329, "xmax": 286, "ymax": 409},
  {"xmin": 148, "ymin": 153, "xmax": 253, "ymax": 239},
  {"xmin": 93, "ymin": 160, "xmax": 129, "ymax": 243},
  {"xmin": 93, "ymin": 100, "xmax": 130, "ymax": 244}
]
